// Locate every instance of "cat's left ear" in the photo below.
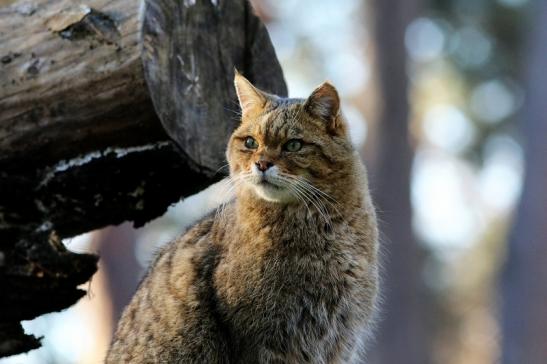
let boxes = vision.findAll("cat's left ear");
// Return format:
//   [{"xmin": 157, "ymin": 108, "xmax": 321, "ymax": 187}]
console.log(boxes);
[
  {"xmin": 234, "ymin": 70, "xmax": 268, "ymax": 118},
  {"xmin": 304, "ymin": 82, "xmax": 343, "ymax": 134}
]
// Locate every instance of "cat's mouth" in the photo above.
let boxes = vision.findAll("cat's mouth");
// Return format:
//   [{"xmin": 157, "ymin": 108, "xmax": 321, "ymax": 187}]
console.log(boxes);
[
  {"xmin": 249, "ymin": 174, "xmax": 294, "ymax": 202},
  {"xmin": 257, "ymin": 178, "xmax": 282, "ymax": 190},
  {"xmin": 249, "ymin": 173, "xmax": 284, "ymax": 190}
]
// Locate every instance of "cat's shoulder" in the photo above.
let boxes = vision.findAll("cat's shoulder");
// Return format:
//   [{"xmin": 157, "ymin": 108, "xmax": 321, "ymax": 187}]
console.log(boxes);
[
  {"xmin": 147, "ymin": 213, "xmax": 216, "ymax": 268},
  {"xmin": 180, "ymin": 212, "xmax": 217, "ymax": 244}
]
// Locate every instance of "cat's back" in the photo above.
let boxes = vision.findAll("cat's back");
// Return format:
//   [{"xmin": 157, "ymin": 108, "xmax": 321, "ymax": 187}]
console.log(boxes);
[{"xmin": 106, "ymin": 214, "xmax": 229, "ymax": 363}]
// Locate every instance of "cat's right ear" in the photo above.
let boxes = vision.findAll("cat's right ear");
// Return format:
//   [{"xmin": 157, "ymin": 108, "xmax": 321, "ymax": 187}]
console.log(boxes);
[
  {"xmin": 234, "ymin": 70, "xmax": 268, "ymax": 118},
  {"xmin": 304, "ymin": 82, "xmax": 341, "ymax": 133}
]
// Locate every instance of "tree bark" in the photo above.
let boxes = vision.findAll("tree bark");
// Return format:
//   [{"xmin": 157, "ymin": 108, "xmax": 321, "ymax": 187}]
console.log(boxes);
[
  {"xmin": 141, "ymin": 0, "xmax": 287, "ymax": 175},
  {"xmin": 0, "ymin": 0, "xmax": 286, "ymax": 357},
  {"xmin": 501, "ymin": 1, "xmax": 547, "ymax": 362},
  {"xmin": 0, "ymin": 0, "xmax": 165, "ymax": 166},
  {"xmin": 367, "ymin": 0, "xmax": 430, "ymax": 363}
]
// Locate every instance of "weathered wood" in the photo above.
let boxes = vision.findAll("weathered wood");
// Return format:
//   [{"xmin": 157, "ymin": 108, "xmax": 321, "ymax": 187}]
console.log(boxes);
[
  {"xmin": 142, "ymin": 0, "xmax": 288, "ymax": 175},
  {"xmin": 0, "ymin": 0, "xmax": 165, "ymax": 166},
  {"xmin": 0, "ymin": 231, "xmax": 97, "ymax": 355},
  {"xmin": 0, "ymin": 141, "xmax": 216, "ymax": 358},
  {"xmin": 0, "ymin": 142, "xmax": 213, "ymax": 241},
  {"xmin": 1, "ymin": 232, "xmax": 98, "ymax": 323},
  {"xmin": 0, "ymin": 322, "xmax": 41, "ymax": 358}
]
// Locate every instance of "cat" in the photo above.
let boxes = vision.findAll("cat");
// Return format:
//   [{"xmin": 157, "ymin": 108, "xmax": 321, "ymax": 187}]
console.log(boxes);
[{"xmin": 105, "ymin": 71, "xmax": 379, "ymax": 363}]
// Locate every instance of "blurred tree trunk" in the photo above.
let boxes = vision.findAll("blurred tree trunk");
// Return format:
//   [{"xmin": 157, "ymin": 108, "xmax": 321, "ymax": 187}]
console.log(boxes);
[
  {"xmin": 81, "ymin": 224, "xmax": 143, "ymax": 363},
  {"xmin": 501, "ymin": 1, "xmax": 547, "ymax": 363},
  {"xmin": 367, "ymin": 0, "xmax": 430, "ymax": 363},
  {"xmin": 93, "ymin": 224, "xmax": 142, "ymax": 333}
]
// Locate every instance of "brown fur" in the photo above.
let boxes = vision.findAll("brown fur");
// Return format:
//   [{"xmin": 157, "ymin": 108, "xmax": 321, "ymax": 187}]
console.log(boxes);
[{"xmin": 106, "ymin": 74, "xmax": 379, "ymax": 363}]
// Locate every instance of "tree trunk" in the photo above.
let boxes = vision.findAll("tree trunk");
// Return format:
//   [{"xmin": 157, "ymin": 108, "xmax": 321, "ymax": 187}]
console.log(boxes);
[
  {"xmin": 367, "ymin": 0, "xmax": 430, "ymax": 363},
  {"xmin": 0, "ymin": 0, "xmax": 165, "ymax": 166},
  {"xmin": 0, "ymin": 0, "xmax": 286, "ymax": 357},
  {"xmin": 501, "ymin": 1, "xmax": 547, "ymax": 362}
]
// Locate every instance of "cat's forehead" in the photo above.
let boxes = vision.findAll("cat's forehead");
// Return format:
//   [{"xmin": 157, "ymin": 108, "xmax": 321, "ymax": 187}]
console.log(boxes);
[
  {"xmin": 257, "ymin": 101, "xmax": 305, "ymax": 141},
  {"xmin": 265, "ymin": 97, "xmax": 305, "ymax": 111},
  {"xmin": 264, "ymin": 100, "xmax": 303, "ymax": 124}
]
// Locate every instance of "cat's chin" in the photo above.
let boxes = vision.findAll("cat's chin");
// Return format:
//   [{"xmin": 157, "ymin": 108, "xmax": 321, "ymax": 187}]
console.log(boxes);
[{"xmin": 252, "ymin": 182, "xmax": 293, "ymax": 203}]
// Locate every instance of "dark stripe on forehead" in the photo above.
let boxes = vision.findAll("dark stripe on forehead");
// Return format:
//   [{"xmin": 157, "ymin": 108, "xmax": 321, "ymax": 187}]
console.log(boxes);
[
  {"xmin": 268, "ymin": 109, "xmax": 295, "ymax": 142},
  {"xmin": 262, "ymin": 108, "xmax": 282, "ymax": 143},
  {"xmin": 264, "ymin": 97, "xmax": 304, "ymax": 112},
  {"xmin": 286, "ymin": 106, "xmax": 303, "ymax": 126},
  {"xmin": 271, "ymin": 111, "xmax": 287, "ymax": 140},
  {"xmin": 260, "ymin": 98, "xmax": 307, "ymax": 143}
]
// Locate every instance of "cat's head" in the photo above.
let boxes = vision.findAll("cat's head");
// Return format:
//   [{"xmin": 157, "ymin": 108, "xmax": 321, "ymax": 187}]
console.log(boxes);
[{"xmin": 226, "ymin": 72, "xmax": 354, "ymax": 203}]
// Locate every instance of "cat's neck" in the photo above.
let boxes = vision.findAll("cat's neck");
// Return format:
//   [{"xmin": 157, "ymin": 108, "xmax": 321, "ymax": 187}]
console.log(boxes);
[
  {"xmin": 233, "ymin": 176, "xmax": 362, "ymax": 237},
  {"xmin": 235, "ymin": 191, "xmax": 305, "ymax": 224}
]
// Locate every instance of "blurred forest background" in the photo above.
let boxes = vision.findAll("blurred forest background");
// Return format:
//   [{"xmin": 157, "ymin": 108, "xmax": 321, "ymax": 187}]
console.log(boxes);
[{"xmin": 1, "ymin": 0, "xmax": 545, "ymax": 363}]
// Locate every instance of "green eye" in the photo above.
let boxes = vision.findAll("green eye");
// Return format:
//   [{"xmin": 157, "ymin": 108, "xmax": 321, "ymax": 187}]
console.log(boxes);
[
  {"xmin": 284, "ymin": 139, "xmax": 303, "ymax": 152},
  {"xmin": 244, "ymin": 137, "xmax": 259, "ymax": 149}
]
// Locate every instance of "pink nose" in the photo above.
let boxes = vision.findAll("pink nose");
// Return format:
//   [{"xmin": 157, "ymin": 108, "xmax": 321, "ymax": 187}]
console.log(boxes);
[{"xmin": 255, "ymin": 160, "xmax": 273, "ymax": 172}]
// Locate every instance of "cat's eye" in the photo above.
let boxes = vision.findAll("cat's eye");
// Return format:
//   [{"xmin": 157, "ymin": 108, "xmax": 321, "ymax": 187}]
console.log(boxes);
[
  {"xmin": 244, "ymin": 136, "xmax": 259, "ymax": 149},
  {"xmin": 284, "ymin": 139, "xmax": 303, "ymax": 152}
]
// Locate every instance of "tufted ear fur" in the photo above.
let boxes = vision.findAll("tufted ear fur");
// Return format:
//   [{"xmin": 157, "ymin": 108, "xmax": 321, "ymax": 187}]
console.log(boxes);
[
  {"xmin": 304, "ymin": 82, "xmax": 342, "ymax": 133},
  {"xmin": 234, "ymin": 70, "xmax": 268, "ymax": 118}
]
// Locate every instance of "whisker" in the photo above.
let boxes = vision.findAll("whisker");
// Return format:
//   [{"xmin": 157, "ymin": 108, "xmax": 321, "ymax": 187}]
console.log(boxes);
[
  {"xmin": 279, "ymin": 173, "xmax": 342, "ymax": 217},
  {"xmin": 275, "ymin": 173, "xmax": 342, "ymax": 234},
  {"xmin": 290, "ymin": 175, "xmax": 341, "ymax": 206},
  {"xmin": 213, "ymin": 163, "xmax": 231, "ymax": 176},
  {"xmin": 295, "ymin": 183, "xmax": 333, "ymax": 230},
  {"xmin": 215, "ymin": 181, "xmax": 242, "ymax": 222},
  {"xmin": 214, "ymin": 173, "xmax": 251, "ymax": 223},
  {"xmin": 283, "ymin": 177, "xmax": 333, "ymax": 230},
  {"xmin": 272, "ymin": 177, "xmax": 314, "ymax": 240},
  {"xmin": 279, "ymin": 179, "xmax": 312, "ymax": 218},
  {"xmin": 298, "ymin": 179, "xmax": 340, "ymax": 205}
]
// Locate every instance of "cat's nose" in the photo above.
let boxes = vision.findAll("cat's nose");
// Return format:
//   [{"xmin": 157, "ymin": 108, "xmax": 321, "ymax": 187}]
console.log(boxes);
[{"xmin": 255, "ymin": 160, "xmax": 273, "ymax": 172}]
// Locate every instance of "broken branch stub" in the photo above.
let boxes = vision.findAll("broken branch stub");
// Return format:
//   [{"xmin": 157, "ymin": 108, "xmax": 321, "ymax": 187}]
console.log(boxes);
[
  {"xmin": 0, "ymin": 0, "xmax": 165, "ymax": 166},
  {"xmin": 142, "ymin": 0, "xmax": 288, "ymax": 176}
]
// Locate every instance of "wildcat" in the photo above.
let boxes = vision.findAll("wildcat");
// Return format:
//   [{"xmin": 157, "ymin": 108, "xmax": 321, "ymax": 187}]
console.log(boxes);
[{"xmin": 106, "ymin": 72, "xmax": 379, "ymax": 363}]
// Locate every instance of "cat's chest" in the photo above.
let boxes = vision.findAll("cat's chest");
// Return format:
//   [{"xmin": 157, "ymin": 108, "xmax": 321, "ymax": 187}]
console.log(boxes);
[
  {"xmin": 218, "ymin": 234, "xmax": 339, "ymax": 293},
  {"xmin": 215, "ymin": 236, "xmax": 349, "ymax": 334}
]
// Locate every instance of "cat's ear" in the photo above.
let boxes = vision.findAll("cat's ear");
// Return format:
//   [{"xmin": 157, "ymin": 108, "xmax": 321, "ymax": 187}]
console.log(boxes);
[
  {"xmin": 234, "ymin": 70, "xmax": 268, "ymax": 118},
  {"xmin": 304, "ymin": 82, "xmax": 342, "ymax": 133}
]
